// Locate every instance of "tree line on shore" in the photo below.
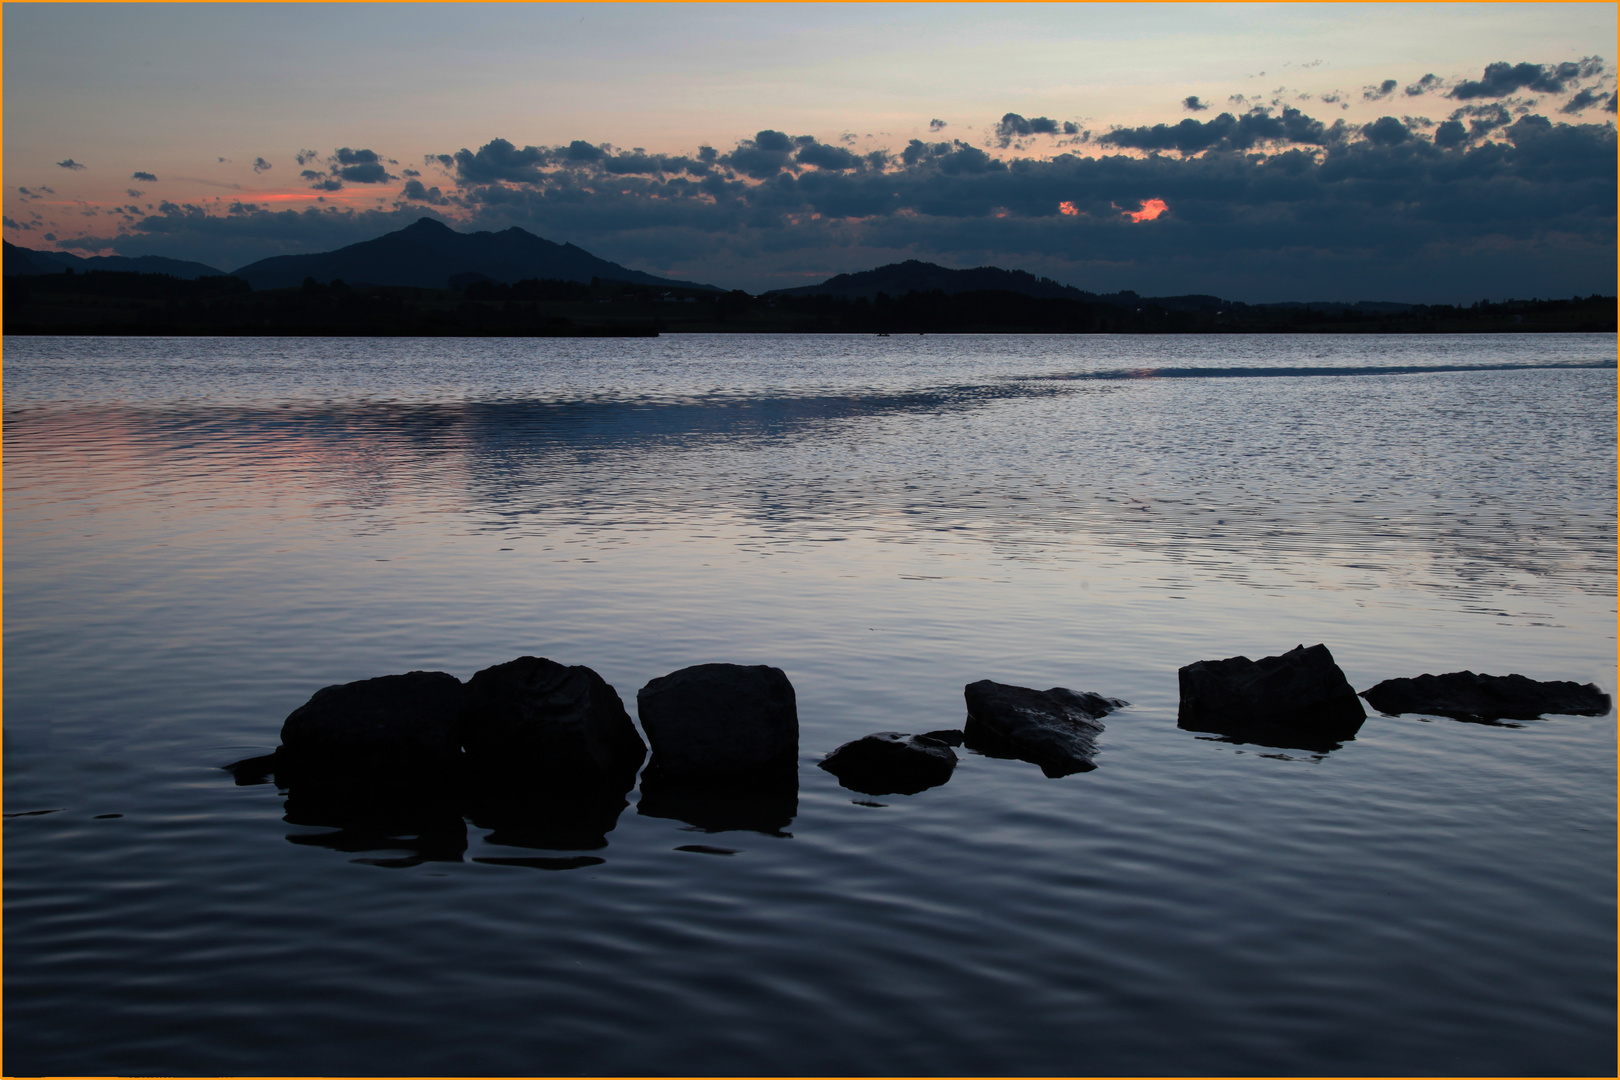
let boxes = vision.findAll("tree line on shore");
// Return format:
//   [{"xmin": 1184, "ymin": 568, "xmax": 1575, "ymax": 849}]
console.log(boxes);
[{"xmin": 5, "ymin": 266, "xmax": 1614, "ymax": 337}]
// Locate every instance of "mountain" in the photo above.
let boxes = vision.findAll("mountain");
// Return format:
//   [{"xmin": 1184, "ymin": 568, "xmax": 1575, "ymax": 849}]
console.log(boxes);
[
  {"xmin": 4, "ymin": 240, "xmax": 225, "ymax": 279},
  {"xmin": 230, "ymin": 218, "xmax": 718, "ymax": 292},
  {"xmin": 768, "ymin": 259, "xmax": 1092, "ymax": 301},
  {"xmin": 768, "ymin": 258, "xmax": 1422, "ymax": 314},
  {"xmin": 768, "ymin": 258, "xmax": 1227, "ymax": 310}
]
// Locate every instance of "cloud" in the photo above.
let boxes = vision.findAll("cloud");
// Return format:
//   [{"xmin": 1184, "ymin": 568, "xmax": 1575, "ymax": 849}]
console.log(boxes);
[
  {"xmin": 1448, "ymin": 102, "xmax": 1515, "ymax": 139},
  {"xmin": 331, "ymin": 147, "xmax": 394, "ymax": 184},
  {"xmin": 1183, "ymin": 96, "xmax": 1210, "ymax": 112},
  {"xmin": 1561, "ymin": 87, "xmax": 1615, "ymax": 114},
  {"xmin": 1449, "ymin": 60, "xmax": 1585, "ymax": 100},
  {"xmin": 1098, "ymin": 105, "xmax": 1331, "ymax": 153},
  {"xmin": 1360, "ymin": 116, "xmax": 1412, "ymax": 145},
  {"xmin": 993, "ymin": 113, "xmax": 1070, "ymax": 146},
  {"xmin": 726, "ymin": 130, "xmax": 796, "ymax": 178},
  {"xmin": 252, "ymin": 157, "xmax": 272, "ymax": 173},
  {"xmin": 127, "ymin": 188, "xmax": 144, "ymax": 198},
  {"xmin": 57, "ymin": 159, "xmax": 88, "ymax": 170},
  {"xmin": 132, "ymin": 170, "xmax": 157, "ymax": 182},
  {"xmin": 400, "ymin": 178, "xmax": 452, "ymax": 205},
  {"xmin": 1405, "ymin": 73, "xmax": 1441, "ymax": 96},
  {"xmin": 1363, "ymin": 79, "xmax": 1398, "ymax": 101},
  {"xmin": 295, "ymin": 149, "xmax": 319, "ymax": 166},
  {"xmin": 452, "ymin": 138, "xmax": 551, "ymax": 183},
  {"xmin": 929, "ymin": 119, "xmax": 947, "ymax": 131},
  {"xmin": 794, "ymin": 140, "xmax": 864, "ymax": 171}
]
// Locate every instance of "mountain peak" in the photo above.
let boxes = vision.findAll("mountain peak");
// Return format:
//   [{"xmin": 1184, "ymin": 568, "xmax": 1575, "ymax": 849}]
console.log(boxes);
[
  {"xmin": 402, "ymin": 217, "xmax": 456, "ymax": 234},
  {"xmin": 230, "ymin": 217, "xmax": 717, "ymax": 291}
]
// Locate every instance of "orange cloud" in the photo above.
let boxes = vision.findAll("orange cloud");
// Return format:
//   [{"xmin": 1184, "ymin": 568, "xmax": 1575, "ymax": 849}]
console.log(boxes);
[
  {"xmin": 1058, "ymin": 200, "xmax": 1079, "ymax": 216},
  {"xmin": 1126, "ymin": 198, "xmax": 1168, "ymax": 223}
]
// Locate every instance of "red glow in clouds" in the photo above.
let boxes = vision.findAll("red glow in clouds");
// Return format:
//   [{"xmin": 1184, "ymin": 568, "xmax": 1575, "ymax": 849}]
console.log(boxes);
[
  {"xmin": 1126, "ymin": 198, "xmax": 1168, "ymax": 222},
  {"xmin": 1058, "ymin": 200, "xmax": 1079, "ymax": 216}
]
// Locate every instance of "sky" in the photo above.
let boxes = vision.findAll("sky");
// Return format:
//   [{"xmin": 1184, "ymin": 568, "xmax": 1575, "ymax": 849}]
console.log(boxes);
[{"xmin": 4, "ymin": 2, "xmax": 1616, "ymax": 302}]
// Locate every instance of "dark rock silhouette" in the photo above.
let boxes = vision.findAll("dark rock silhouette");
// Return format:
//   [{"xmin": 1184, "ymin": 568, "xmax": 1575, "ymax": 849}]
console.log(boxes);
[
  {"xmin": 277, "ymin": 671, "xmax": 467, "ymax": 790},
  {"xmin": 636, "ymin": 663, "xmax": 798, "ymax": 779},
  {"xmin": 1178, "ymin": 643, "xmax": 1366, "ymax": 752},
  {"xmin": 459, "ymin": 656, "xmax": 645, "ymax": 782},
  {"xmin": 1361, "ymin": 671, "xmax": 1611, "ymax": 722},
  {"xmin": 920, "ymin": 728, "xmax": 965, "ymax": 746},
  {"xmin": 636, "ymin": 768, "xmax": 797, "ymax": 837},
  {"xmin": 963, "ymin": 681, "xmax": 1126, "ymax": 777},
  {"xmin": 819, "ymin": 732, "xmax": 957, "ymax": 795}
]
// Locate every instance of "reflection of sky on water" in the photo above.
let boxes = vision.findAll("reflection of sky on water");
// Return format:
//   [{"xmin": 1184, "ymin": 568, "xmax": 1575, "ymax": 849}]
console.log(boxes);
[{"xmin": 8, "ymin": 350, "xmax": 1613, "ymax": 618}]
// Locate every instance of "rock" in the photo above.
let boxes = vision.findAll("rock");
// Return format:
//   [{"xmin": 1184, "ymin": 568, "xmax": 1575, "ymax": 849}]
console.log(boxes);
[
  {"xmin": 460, "ymin": 656, "xmax": 645, "ymax": 781},
  {"xmin": 920, "ymin": 728, "xmax": 965, "ymax": 747},
  {"xmin": 1177, "ymin": 643, "xmax": 1365, "ymax": 751},
  {"xmin": 1361, "ymin": 671, "xmax": 1612, "ymax": 722},
  {"xmin": 636, "ymin": 663, "xmax": 798, "ymax": 780},
  {"xmin": 819, "ymin": 732, "xmax": 957, "ymax": 795},
  {"xmin": 962, "ymin": 681, "xmax": 1127, "ymax": 777},
  {"xmin": 277, "ymin": 671, "xmax": 467, "ymax": 790}
]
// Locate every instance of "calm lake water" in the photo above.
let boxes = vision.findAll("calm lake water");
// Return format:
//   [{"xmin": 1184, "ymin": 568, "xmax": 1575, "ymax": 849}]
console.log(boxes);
[{"xmin": 4, "ymin": 333, "xmax": 1615, "ymax": 1076}]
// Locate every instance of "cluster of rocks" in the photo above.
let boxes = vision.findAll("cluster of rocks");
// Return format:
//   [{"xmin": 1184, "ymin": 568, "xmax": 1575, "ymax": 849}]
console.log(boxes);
[
  {"xmin": 229, "ymin": 646, "xmax": 1609, "ymax": 860},
  {"xmin": 229, "ymin": 659, "xmax": 803, "ymax": 848}
]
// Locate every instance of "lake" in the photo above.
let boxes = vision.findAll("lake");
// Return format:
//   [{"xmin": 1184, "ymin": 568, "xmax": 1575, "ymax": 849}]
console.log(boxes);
[{"xmin": 4, "ymin": 333, "xmax": 1614, "ymax": 1076}]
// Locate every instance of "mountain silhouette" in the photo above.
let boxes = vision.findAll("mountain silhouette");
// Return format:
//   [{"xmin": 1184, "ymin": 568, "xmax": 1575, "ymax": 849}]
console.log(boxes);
[
  {"xmin": 4, "ymin": 240, "xmax": 225, "ymax": 280},
  {"xmin": 229, "ymin": 218, "xmax": 717, "ymax": 291},
  {"xmin": 767, "ymin": 259, "xmax": 1105, "ymax": 301},
  {"xmin": 769, "ymin": 259, "xmax": 1271, "ymax": 312}
]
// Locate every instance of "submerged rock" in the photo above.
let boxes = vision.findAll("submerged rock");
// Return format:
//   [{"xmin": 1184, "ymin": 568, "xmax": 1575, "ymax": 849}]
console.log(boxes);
[
  {"xmin": 819, "ymin": 732, "xmax": 957, "ymax": 796},
  {"xmin": 1177, "ymin": 643, "xmax": 1365, "ymax": 751},
  {"xmin": 276, "ymin": 670, "xmax": 467, "ymax": 790},
  {"xmin": 1361, "ymin": 671, "xmax": 1611, "ymax": 722},
  {"xmin": 962, "ymin": 681, "xmax": 1126, "ymax": 777},
  {"xmin": 637, "ymin": 663, "xmax": 798, "ymax": 780},
  {"xmin": 460, "ymin": 656, "xmax": 645, "ymax": 781}
]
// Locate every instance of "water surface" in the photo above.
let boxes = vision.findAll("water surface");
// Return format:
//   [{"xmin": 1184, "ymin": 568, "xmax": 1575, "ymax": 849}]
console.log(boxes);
[{"xmin": 5, "ymin": 333, "xmax": 1615, "ymax": 1075}]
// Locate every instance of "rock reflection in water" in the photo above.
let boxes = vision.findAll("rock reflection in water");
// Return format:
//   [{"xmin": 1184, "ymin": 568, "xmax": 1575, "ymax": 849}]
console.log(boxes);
[
  {"xmin": 962, "ymin": 716, "xmax": 1095, "ymax": 777},
  {"xmin": 1176, "ymin": 713, "xmax": 1366, "ymax": 755},
  {"xmin": 228, "ymin": 754, "xmax": 632, "ymax": 866},
  {"xmin": 635, "ymin": 767, "xmax": 797, "ymax": 837},
  {"xmin": 282, "ymin": 787, "xmax": 469, "ymax": 869},
  {"xmin": 465, "ymin": 767, "xmax": 632, "ymax": 852}
]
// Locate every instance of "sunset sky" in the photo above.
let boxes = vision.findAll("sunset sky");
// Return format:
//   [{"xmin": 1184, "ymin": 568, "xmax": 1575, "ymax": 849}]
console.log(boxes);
[{"xmin": 4, "ymin": 2, "xmax": 1615, "ymax": 301}]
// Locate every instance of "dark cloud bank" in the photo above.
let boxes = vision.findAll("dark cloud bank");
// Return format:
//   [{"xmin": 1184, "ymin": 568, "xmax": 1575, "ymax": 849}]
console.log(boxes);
[{"xmin": 56, "ymin": 59, "xmax": 1618, "ymax": 302}]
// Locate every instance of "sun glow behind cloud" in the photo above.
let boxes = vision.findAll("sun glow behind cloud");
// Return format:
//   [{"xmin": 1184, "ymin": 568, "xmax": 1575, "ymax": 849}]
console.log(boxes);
[{"xmin": 1127, "ymin": 199, "xmax": 1168, "ymax": 223}]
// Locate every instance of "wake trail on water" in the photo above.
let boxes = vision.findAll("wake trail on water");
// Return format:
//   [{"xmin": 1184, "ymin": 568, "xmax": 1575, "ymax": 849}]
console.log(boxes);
[{"xmin": 1025, "ymin": 359, "xmax": 1617, "ymax": 381}]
